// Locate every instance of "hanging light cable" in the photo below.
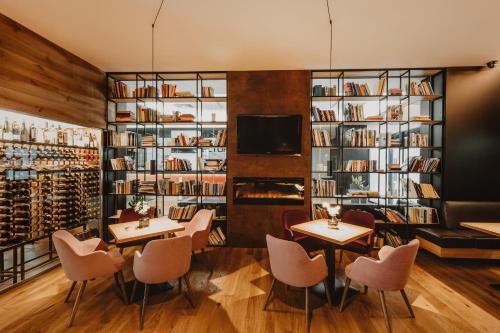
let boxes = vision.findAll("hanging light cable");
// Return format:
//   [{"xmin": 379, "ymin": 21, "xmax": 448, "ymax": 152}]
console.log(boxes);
[
  {"xmin": 152, "ymin": 0, "xmax": 166, "ymax": 73},
  {"xmin": 325, "ymin": 0, "xmax": 334, "ymax": 110}
]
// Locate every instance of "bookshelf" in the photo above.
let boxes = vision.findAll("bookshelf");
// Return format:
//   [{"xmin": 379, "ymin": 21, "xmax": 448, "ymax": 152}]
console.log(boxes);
[
  {"xmin": 104, "ymin": 72, "xmax": 228, "ymax": 247},
  {"xmin": 310, "ymin": 69, "xmax": 445, "ymax": 246}
]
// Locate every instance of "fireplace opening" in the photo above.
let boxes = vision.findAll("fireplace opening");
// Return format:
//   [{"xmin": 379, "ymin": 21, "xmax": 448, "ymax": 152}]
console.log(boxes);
[{"xmin": 233, "ymin": 177, "xmax": 304, "ymax": 205}]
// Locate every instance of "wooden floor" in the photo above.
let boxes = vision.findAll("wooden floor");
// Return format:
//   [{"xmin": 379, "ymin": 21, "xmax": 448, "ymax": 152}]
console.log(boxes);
[{"xmin": 0, "ymin": 247, "xmax": 498, "ymax": 333}]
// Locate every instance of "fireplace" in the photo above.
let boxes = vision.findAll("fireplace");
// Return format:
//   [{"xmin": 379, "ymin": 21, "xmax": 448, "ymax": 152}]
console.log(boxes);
[{"xmin": 233, "ymin": 177, "xmax": 304, "ymax": 205}]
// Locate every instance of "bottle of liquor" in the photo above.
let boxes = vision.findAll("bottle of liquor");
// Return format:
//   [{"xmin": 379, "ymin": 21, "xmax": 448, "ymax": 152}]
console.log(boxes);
[
  {"xmin": 83, "ymin": 130, "xmax": 90, "ymax": 147},
  {"xmin": 11, "ymin": 121, "xmax": 21, "ymax": 141},
  {"xmin": 43, "ymin": 122, "xmax": 50, "ymax": 143},
  {"xmin": 65, "ymin": 128, "xmax": 73, "ymax": 146},
  {"xmin": 3, "ymin": 118, "xmax": 12, "ymax": 140},
  {"xmin": 20, "ymin": 122, "xmax": 29, "ymax": 142},
  {"xmin": 57, "ymin": 125, "xmax": 64, "ymax": 145},
  {"xmin": 29, "ymin": 123, "xmax": 37, "ymax": 142},
  {"xmin": 48, "ymin": 124, "xmax": 56, "ymax": 144}
]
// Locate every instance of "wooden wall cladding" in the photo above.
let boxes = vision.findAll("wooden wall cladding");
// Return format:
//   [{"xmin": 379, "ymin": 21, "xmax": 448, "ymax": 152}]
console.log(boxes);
[
  {"xmin": 227, "ymin": 70, "xmax": 311, "ymax": 247},
  {"xmin": 0, "ymin": 14, "xmax": 105, "ymax": 128},
  {"xmin": 444, "ymin": 67, "xmax": 500, "ymax": 201}
]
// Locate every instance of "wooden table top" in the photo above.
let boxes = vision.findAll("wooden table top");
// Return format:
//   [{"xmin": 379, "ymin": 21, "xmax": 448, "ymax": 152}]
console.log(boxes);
[
  {"xmin": 108, "ymin": 217, "xmax": 185, "ymax": 244},
  {"xmin": 291, "ymin": 219, "xmax": 373, "ymax": 246},
  {"xmin": 460, "ymin": 222, "xmax": 500, "ymax": 237}
]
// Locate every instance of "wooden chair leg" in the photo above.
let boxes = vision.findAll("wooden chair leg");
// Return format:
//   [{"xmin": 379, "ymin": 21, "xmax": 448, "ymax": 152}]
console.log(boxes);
[
  {"xmin": 65, "ymin": 281, "xmax": 77, "ymax": 303},
  {"xmin": 339, "ymin": 249, "xmax": 344, "ymax": 264},
  {"xmin": 130, "ymin": 280, "xmax": 138, "ymax": 303},
  {"xmin": 139, "ymin": 284, "xmax": 149, "ymax": 330},
  {"xmin": 378, "ymin": 290, "xmax": 391, "ymax": 333},
  {"xmin": 339, "ymin": 278, "xmax": 351, "ymax": 312},
  {"xmin": 400, "ymin": 289, "xmax": 415, "ymax": 318},
  {"xmin": 305, "ymin": 287, "xmax": 310, "ymax": 333},
  {"xmin": 68, "ymin": 281, "xmax": 86, "ymax": 327},
  {"xmin": 183, "ymin": 275, "xmax": 195, "ymax": 308},
  {"xmin": 323, "ymin": 279, "xmax": 332, "ymax": 307},
  {"xmin": 263, "ymin": 277, "xmax": 276, "ymax": 310},
  {"xmin": 117, "ymin": 271, "xmax": 128, "ymax": 305}
]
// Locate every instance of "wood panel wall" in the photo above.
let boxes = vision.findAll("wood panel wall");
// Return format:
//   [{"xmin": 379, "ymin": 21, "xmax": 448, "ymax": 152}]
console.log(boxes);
[
  {"xmin": 444, "ymin": 67, "xmax": 500, "ymax": 201},
  {"xmin": 0, "ymin": 14, "xmax": 105, "ymax": 128},
  {"xmin": 227, "ymin": 70, "xmax": 311, "ymax": 247}
]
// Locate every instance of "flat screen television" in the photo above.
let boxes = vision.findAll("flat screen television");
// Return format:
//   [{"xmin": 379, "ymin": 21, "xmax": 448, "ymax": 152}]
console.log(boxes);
[{"xmin": 237, "ymin": 115, "xmax": 302, "ymax": 155}]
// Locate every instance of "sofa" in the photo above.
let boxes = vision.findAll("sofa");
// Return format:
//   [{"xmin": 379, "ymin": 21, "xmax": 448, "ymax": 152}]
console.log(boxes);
[{"xmin": 415, "ymin": 201, "xmax": 500, "ymax": 259}]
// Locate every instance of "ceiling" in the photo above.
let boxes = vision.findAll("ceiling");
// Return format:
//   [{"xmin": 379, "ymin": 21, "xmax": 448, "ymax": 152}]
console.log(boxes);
[{"xmin": 1, "ymin": 0, "xmax": 499, "ymax": 72}]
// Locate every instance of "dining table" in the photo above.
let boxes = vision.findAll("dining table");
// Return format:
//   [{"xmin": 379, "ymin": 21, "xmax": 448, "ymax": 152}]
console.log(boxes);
[{"xmin": 291, "ymin": 219, "xmax": 373, "ymax": 304}]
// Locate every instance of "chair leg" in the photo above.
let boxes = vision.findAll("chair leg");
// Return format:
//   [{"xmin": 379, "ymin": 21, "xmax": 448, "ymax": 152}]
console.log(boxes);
[
  {"xmin": 323, "ymin": 279, "xmax": 332, "ymax": 307},
  {"xmin": 400, "ymin": 289, "xmax": 415, "ymax": 318},
  {"xmin": 130, "ymin": 280, "xmax": 138, "ymax": 303},
  {"xmin": 363, "ymin": 286, "xmax": 368, "ymax": 295},
  {"xmin": 139, "ymin": 284, "xmax": 149, "ymax": 330},
  {"xmin": 263, "ymin": 277, "xmax": 276, "ymax": 310},
  {"xmin": 378, "ymin": 290, "xmax": 391, "ymax": 333},
  {"xmin": 339, "ymin": 249, "xmax": 344, "ymax": 264},
  {"xmin": 305, "ymin": 287, "xmax": 310, "ymax": 333},
  {"xmin": 339, "ymin": 278, "xmax": 351, "ymax": 312},
  {"xmin": 183, "ymin": 275, "xmax": 195, "ymax": 308},
  {"xmin": 178, "ymin": 277, "xmax": 182, "ymax": 294},
  {"xmin": 117, "ymin": 271, "xmax": 128, "ymax": 305},
  {"xmin": 68, "ymin": 281, "xmax": 87, "ymax": 327},
  {"xmin": 65, "ymin": 281, "xmax": 77, "ymax": 303}
]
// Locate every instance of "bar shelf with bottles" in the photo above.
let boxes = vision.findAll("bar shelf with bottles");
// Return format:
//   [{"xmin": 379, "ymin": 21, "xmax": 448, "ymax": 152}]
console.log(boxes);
[
  {"xmin": 0, "ymin": 109, "xmax": 101, "ymax": 291},
  {"xmin": 104, "ymin": 72, "xmax": 228, "ymax": 246},
  {"xmin": 311, "ymin": 69, "xmax": 444, "ymax": 245}
]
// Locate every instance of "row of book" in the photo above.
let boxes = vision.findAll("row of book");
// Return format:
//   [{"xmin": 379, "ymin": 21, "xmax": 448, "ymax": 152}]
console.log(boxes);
[
  {"xmin": 109, "ymin": 156, "xmax": 135, "ymax": 170},
  {"xmin": 312, "ymin": 179, "xmax": 336, "ymax": 197},
  {"xmin": 375, "ymin": 77, "xmax": 387, "ymax": 96},
  {"xmin": 201, "ymin": 86, "xmax": 215, "ymax": 97},
  {"xmin": 208, "ymin": 227, "xmax": 226, "ymax": 246},
  {"xmin": 137, "ymin": 106, "xmax": 158, "ymax": 122},
  {"xmin": 407, "ymin": 156, "xmax": 440, "ymax": 173},
  {"xmin": 312, "ymin": 107, "xmax": 337, "ymax": 122},
  {"xmin": 116, "ymin": 110, "xmax": 134, "ymax": 122},
  {"xmin": 204, "ymin": 159, "xmax": 226, "ymax": 171},
  {"xmin": 111, "ymin": 81, "xmax": 129, "ymax": 98},
  {"xmin": 344, "ymin": 82, "xmax": 372, "ymax": 96},
  {"xmin": 161, "ymin": 84, "xmax": 177, "ymax": 97},
  {"xmin": 138, "ymin": 181, "xmax": 156, "ymax": 194},
  {"xmin": 312, "ymin": 129, "xmax": 333, "ymax": 147},
  {"xmin": 312, "ymin": 85, "xmax": 337, "ymax": 97},
  {"xmin": 343, "ymin": 160, "xmax": 377, "ymax": 172},
  {"xmin": 385, "ymin": 232, "xmax": 403, "ymax": 247},
  {"xmin": 112, "ymin": 179, "xmax": 138, "ymax": 194},
  {"xmin": 141, "ymin": 135, "xmax": 156, "ymax": 147},
  {"xmin": 312, "ymin": 204, "xmax": 329, "ymax": 219},
  {"xmin": 410, "ymin": 81, "xmax": 435, "ymax": 96},
  {"xmin": 106, "ymin": 131, "xmax": 136, "ymax": 147},
  {"xmin": 133, "ymin": 86, "xmax": 157, "ymax": 98},
  {"xmin": 409, "ymin": 133, "xmax": 429, "ymax": 147},
  {"xmin": 214, "ymin": 129, "xmax": 227, "ymax": 146},
  {"xmin": 408, "ymin": 207, "xmax": 437, "ymax": 224},
  {"xmin": 345, "ymin": 128, "xmax": 377, "ymax": 147},
  {"xmin": 168, "ymin": 204, "xmax": 197, "ymax": 220},
  {"xmin": 165, "ymin": 158, "xmax": 192, "ymax": 171},
  {"xmin": 344, "ymin": 103, "xmax": 364, "ymax": 121},
  {"xmin": 201, "ymin": 182, "xmax": 226, "ymax": 196},
  {"xmin": 402, "ymin": 179, "xmax": 440, "ymax": 199}
]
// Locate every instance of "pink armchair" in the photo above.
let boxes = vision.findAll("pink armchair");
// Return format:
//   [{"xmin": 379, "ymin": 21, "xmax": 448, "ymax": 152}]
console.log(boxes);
[
  {"xmin": 264, "ymin": 235, "xmax": 331, "ymax": 333},
  {"xmin": 131, "ymin": 235, "xmax": 193, "ymax": 330},
  {"xmin": 52, "ymin": 230, "xmax": 127, "ymax": 327},
  {"xmin": 175, "ymin": 209, "xmax": 214, "ymax": 272},
  {"xmin": 340, "ymin": 239, "xmax": 420, "ymax": 333}
]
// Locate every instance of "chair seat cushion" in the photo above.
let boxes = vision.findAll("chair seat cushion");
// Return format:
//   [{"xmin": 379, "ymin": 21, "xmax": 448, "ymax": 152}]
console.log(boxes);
[
  {"xmin": 415, "ymin": 228, "xmax": 475, "ymax": 248},
  {"xmin": 108, "ymin": 249, "xmax": 125, "ymax": 270}
]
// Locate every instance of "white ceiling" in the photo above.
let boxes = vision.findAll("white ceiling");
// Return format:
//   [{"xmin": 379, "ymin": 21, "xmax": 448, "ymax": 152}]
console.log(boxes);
[{"xmin": 1, "ymin": 0, "xmax": 499, "ymax": 72}]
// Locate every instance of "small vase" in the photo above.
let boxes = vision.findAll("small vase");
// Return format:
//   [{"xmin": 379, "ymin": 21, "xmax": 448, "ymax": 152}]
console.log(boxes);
[
  {"xmin": 138, "ymin": 216, "xmax": 150, "ymax": 228},
  {"xmin": 328, "ymin": 216, "xmax": 339, "ymax": 229}
]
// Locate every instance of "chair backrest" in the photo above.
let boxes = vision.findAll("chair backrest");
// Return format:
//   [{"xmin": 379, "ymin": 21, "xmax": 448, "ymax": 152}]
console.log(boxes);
[
  {"xmin": 133, "ymin": 235, "xmax": 192, "ymax": 284},
  {"xmin": 282, "ymin": 210, "xmax": 309, "ymax": 241},
  {"xmin": 52, "ymin": 230, "xmax": 116, "ymax": 281},
  {"xmin": 266, "ymin": 234, "xmax": 326, "ymax": 287},
  {"xmin": 342, "ymin": 210, "xmax": 375, "ymax": 249},
  {"xmin": 443, "ymin": 201, "xmax": 500, "ymax": 229},
  {"xmin": 379, "ymin": 239, "xmax": 420, "ymax": 290},
  {"xmin": 184, "ymin": 209, "xmax": 214, "ymax": 251},
  {"xmin": 119, "ymin": 207, "xmax": 155, "ymax": 223}
]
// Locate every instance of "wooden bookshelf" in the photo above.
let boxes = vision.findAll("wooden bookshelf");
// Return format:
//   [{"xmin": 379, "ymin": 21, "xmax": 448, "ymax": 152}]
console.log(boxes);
[
  {"xmin": 104, "ymin": 71, "xmax": 228, "ymax": 247},
  {"xmin": 310, "ymin": 68, "xmax": 445, "ymax": 245}
]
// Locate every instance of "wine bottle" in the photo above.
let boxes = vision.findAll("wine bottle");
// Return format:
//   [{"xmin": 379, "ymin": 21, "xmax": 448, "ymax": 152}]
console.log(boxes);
[
  {"xmin": 43, "ymin": 122, "xmax": 50, "ymax": 143},
  {"xmin": 11, "ymin": 121, "xmax": 21, "ymax": 141},
  {"xmin": 57, "ymin": 125, "xmax": 64, "ymax": 145},
  {"xmin": 3, "ymin": 118, "xmax": 13, "ymax": 140},
  {"xmin": 29, "ymin": 123, "xmax": 37, "ymax": 142},
  {"xmin": 20, "ymin": 122, "xmax": 29, "ymax": 142}
]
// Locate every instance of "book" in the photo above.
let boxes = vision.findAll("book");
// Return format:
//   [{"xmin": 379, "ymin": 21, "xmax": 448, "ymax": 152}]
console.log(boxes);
[
  {"xmin": 389, "ymin": 88, "xmax": 403, "ymax": 96},
  {"xmin": 164, "ymin": 157, "xmax": 192, "ymax": 171},
  {"xmin": 344, "ymin": 128, "xmax": 377, "ymax": 147},
  {"xmin": 344, "ymin": 82, "xmax": 371, "ymax": 96},
  {"xmin": 109, "ymin": 156, "xmax": 134, "ymax": 170},
  {"xmin": 200, "ymin": 181, "xmax": 226, "ymax": 196},
  {"xmin": 137, "ymin": 106, "xmax": 158, "ymax": 122},
  {"xmin": 312, "ymin": 85, "xmax": 337, "ymax": 97},
  {"xmin": 201, "ymin": 86, "xmax": 215, "ymax": 97},
  {"xmin": 408, "ymin": 207, "xmax": 438, "ymax": 224},
  {"xmin": 343, "ymin": 160, "xmax": 377, "ymax": 172},
  {"xmin": 312, "ymin": 107, "xmax": 336, "ymax": 122},
  {"xmin": 411, "ymin": 115, "xmax": 432, "ymax": 122},
  {"xmin": 138, "ymin": 180, "xmax": 156, "ymax": 194},
  {"xmin": 106, "ymin": 130, "xmax": 136, "ymax": 147},
  {"xmin": 112, "ymin": 179, "xmax": 138, "ymax": 194},
  {"xmin": 133, "ymin": 85, "xmax": 157, "ymax": 98},
  {"xmin": 141, "ymin": 135, "xmax": 156, "ymax": 147},
  {"xmin": 312, "ymin": 129, "xmax": 332, "ymax": 147},
  {"xmin": 344, "ymin": 103, "xmax": 364, "ymax": 121},
  {"xmin": 406, "ymin": 156, "xmax": 440, "ymax": 173},
  {"xmin": 402, "ymin": 179, "xmax": 440, "ymax": 199},
  {"xmin": 410, "ymin": 80, "xmax": 435, "ymax": 95},
  {"xmin": 409, "ymin": 133, "xmax": 428, "ymax": 147},
  {"xmin": 312, "ymin": 179, "xmax": 336, "ymax": 197},
  {"xmin": 115, "ymin": 110, "xmax": 134, "ymax": 122},
  {"xmin": 161, "ymin": 84, "xmax": 177, "ymax": 97},
  {"xmin": 111, "ymin": 81, "xmax": 129, "ymax": 98},
  {"xmin": 312, "ymin": 204, "xmax": 330, "ymax": 219},
  {"xmin": 168, "ymin": 204, "xmax": 197, "ymax": 220},
  {"xmin": 376, "ymin": 77, "xmax": 387, "ymax": 96},
  {"xmin": 214, "ymin": 129, "xmax": 227, "ymax": 146}
]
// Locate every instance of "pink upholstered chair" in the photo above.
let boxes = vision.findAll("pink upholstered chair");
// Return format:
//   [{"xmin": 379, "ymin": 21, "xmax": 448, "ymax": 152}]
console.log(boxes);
[
  {"xmin": 52, "ymin": 230, "xmax": 127, "ymax": 327},
  {"xmin": 340, "ymin": 239, "xmax": 420, "ymax": 333},
  {"xmin": 175, "ymin": 209, "xmax": 214, "ymax": 272},
  {"xmin": 338, "ymin": 210, "xmax": 376, "ymax": 263},
  {"xmin": 264, "ymin": 235, "xmax": 331, "ymax": 333},
  {"xmin": 283, "ymin": 210, "xmax": 327, "ymax": 253},
  {"xmin": 131, "ymin": 235, "xmax": 193, "ymax": 330}
]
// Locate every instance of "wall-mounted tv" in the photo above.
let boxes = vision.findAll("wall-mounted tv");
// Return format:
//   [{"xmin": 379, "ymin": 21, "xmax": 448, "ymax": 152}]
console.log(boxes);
[{"xmin": 237, "ymin": 115, "xmax": 302, "ymax": 155}]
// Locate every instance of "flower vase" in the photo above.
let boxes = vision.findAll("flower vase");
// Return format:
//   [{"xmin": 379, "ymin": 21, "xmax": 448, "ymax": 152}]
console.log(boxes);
[{"xmin": 138, "ymin": 216, "xmax": 150, "ymax": 228}]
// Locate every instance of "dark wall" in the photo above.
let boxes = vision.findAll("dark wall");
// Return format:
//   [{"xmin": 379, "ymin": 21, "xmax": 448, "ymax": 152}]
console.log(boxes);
[
  {"xmin": 227, "ymin": 71, "xmax": 311, "ymax": 247},
  {"xmin": 444, "ymin": 67, "xmax": 500, "ymax": 201},
  {"xmin": 0, "ymin": 14, "xmax": 105, "ymax": 128}
]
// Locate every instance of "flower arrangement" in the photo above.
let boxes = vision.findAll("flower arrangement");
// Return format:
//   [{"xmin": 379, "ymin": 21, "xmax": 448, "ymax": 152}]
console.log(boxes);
[{"xmin": 129, "ymin": 195, "xmax": 151, "ymax": 227}]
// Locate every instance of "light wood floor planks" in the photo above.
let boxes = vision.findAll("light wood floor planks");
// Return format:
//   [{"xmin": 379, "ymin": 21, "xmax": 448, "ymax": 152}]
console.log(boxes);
[{"xmin": 0, "ymin": 247, "xmax": 498, "ymax": 333}]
